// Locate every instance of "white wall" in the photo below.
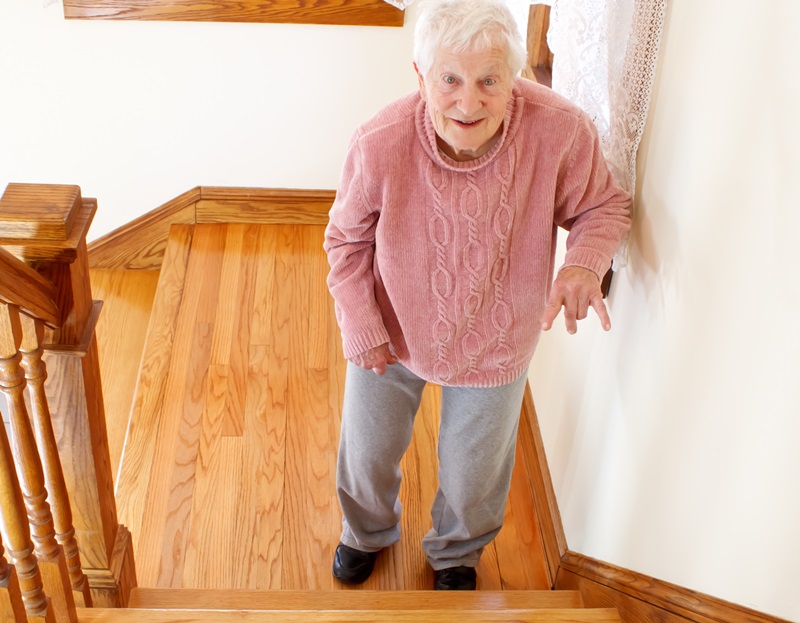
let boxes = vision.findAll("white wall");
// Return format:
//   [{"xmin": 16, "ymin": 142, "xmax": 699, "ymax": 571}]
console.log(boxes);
[
  {"xmin": 529, "ymin": 1, "xmax": 800, "ymax": 620},
  {"xmin": 0, "ymin": 1, "xmax": 419, "ymax": 239}
]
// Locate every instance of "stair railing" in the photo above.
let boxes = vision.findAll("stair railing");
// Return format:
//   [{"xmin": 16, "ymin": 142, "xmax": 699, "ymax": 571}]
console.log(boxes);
[{"xmin": 0, "ymin": 184, "xmax": 137, "ymax": 621}]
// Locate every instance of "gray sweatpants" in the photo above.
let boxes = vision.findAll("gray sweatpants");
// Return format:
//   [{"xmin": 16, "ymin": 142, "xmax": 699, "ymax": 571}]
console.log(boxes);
[{"xmin": 337, "ymin": 361, "xmax": 528, "ymax": 570}]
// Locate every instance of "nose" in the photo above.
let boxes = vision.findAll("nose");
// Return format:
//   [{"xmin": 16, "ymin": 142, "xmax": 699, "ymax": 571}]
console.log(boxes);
[{"xmin": 457, "ymin": 85, "xmax": 482, "ymax": 117}]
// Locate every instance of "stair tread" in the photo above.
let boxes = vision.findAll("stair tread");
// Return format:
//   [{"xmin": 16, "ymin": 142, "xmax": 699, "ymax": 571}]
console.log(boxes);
[
  {"xmin": 129, "ymin": 588, "xmax": 584, "ymax": 610},
  {"xmin": 80, "ymin": 607, "xmax": 620, "ymax": 622}
]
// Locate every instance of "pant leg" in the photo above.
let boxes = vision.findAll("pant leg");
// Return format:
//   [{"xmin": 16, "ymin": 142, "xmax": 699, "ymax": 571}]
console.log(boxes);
[
  {"xmin": 337, "ymin": 361, "xmax": 427, "ymax": 552},
  {"xmin": 422, "ymin": 371, "xmax": 529, "ymax": 569}
]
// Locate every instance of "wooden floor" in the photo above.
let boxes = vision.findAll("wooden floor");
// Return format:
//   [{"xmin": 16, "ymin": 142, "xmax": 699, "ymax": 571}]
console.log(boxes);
[{"xmin": 93, "ymin": 223, "xmax": 550, "ymax": 592}]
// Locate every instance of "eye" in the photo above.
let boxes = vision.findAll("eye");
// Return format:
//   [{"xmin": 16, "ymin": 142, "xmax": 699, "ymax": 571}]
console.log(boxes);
[
  {"xmin": 484, "ymin": 78, "xmax": 496, "ymax": 86},
  {"xmin": 443, "ymin": 75, "xmax": 457, "ymax": 85}
]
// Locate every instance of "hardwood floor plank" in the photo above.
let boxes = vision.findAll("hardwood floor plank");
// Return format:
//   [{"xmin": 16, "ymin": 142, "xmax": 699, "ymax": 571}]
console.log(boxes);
[
  {"xmin": 90, "ymin": 268, "xmax": 160, "ymax": 477},
  {"xmin": 123, "ymin": 223, "xmax": 552, "ymax": 591},
  {"xmin": 134, "ymin": 225, "xmax": 225, "ymax": 587}
]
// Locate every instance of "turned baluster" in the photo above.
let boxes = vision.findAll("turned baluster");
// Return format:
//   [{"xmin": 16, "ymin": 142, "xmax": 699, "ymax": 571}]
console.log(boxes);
[
  {"xmin": 19, "ymin": 314, "xmax": 93, "ymax": 608},
  {"xmin": 0, "ymin": 405, "xmax": 54, "ymax": 622},
  {"xmin": 0, "ymin": 303, "xmax": 76, "ymax": 623},
  {"xmin": 0, "ymin": 539, "xmax": 27, "ymax": 622}
]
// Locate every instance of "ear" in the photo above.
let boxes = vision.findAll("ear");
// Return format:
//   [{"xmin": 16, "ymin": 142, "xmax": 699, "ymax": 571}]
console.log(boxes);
[{"xmin": 413, "ymin": 62, "xmax": 427, "ymax": 101}]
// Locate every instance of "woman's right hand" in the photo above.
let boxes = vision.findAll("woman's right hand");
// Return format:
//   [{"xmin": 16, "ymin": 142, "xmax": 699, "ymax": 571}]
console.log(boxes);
[{"xmin": 349, "ymin": 343, "xmax": 398, "ymax": 376}]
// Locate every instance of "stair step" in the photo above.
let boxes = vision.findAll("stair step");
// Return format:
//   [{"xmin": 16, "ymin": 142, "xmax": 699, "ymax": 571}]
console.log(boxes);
[
  {"xmin": 129, "ymin": 588, "xmax": 585, "ymax": 610},
  {"xmin": 79, "ymin": 607, "xmax": 620, "ymax": 623}
]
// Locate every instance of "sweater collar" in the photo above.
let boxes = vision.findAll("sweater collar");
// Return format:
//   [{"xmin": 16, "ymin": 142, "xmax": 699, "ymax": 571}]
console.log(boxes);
[{"xmin": 416, "ymin": 79, "xmax": 524, "ymax": 172}]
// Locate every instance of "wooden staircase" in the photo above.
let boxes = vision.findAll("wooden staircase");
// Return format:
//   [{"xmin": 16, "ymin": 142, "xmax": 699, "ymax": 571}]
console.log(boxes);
[
  {"xmin": 0, "ymin": 184, "xmax": 624, "ymax": 623},
  {"xmin": 97, "ymin": 220, "xmax": 623, "ymax": 621}
]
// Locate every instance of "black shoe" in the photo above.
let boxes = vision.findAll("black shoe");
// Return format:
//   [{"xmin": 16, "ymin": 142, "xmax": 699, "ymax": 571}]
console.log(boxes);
[
  {"xmin": 434, "ymin": 565, "xmax": 477, "ymax": 590},
  {"xmin": 332, "ymin": 543, "xmax": 378, "ymax": 584}
]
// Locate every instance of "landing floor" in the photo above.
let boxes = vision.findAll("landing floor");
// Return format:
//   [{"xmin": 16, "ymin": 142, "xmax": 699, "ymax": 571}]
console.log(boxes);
[{"xmin": 92, "ymin": 223, "xmax": 549, "ymax": 591}]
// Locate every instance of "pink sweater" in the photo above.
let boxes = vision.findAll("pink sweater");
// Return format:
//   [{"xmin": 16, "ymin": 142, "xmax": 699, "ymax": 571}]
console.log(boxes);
[{"xmin": 324, "ymin": 78, "xmax": 631, "ymax": 388}]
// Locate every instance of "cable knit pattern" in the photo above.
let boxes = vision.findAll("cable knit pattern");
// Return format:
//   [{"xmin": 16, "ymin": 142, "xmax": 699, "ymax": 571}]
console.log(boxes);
[
  {"xmin": 324, "ymin": 78, "xmax": 632, "ymax": 388},
  {"xmin": 489, "ymin": 150, "xmax": 516, "ymax": 376},
  {"xmin": 425, "ymin": 160, "xmax": 456, "ymax": 383}
]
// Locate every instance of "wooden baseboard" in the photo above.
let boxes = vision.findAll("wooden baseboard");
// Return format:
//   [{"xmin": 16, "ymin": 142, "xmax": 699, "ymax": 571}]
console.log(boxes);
[
  {"xmin": 88, "ymin": 187, "xmax": 335, "ymax": 270},
  {"xmin": 556, "ymin": 552, "xmax": 792, "ymax": 623}
]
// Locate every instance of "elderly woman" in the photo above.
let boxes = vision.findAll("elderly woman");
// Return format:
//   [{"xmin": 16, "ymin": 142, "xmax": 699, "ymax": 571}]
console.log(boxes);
[{"xmin": 324, "ymin": 0, "xmax": 630, "ymax": 590}]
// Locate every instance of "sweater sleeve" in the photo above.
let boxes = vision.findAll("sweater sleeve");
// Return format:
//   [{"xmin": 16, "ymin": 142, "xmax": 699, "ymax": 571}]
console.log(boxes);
[
  {"xmin": 553, "ymin": 114, "xmax": 632, "ymax": 279},
  {"xmin": 323, "ymin": 132, "xmax": 391, "ymax": 359}
]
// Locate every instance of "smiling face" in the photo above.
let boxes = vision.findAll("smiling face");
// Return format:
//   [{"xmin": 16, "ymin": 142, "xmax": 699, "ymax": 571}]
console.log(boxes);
[{"xmin": 416, "ymin": 46, "xmax": 514, "ymax": 162}]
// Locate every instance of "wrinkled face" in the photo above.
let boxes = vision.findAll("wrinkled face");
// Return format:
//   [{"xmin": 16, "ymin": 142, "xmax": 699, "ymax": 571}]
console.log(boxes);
[{"xmin": 416, "ymin": 47, "xmax": 514, "ymax": 162}]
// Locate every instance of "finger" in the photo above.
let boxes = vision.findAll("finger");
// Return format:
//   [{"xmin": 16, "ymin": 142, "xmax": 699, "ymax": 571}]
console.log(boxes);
[
  {"xmin": 563, "ymin": 299, "xmax": 578, "ymax": 335},
  {"xmin": 372, "ymin": 360, "xmax": 387, "ymax": 375},
  {"xmin": 540, "ymin": 296, "xmax": 563, "ymax": 331},
  {"xmin": 590, "ymin": 295, "xmax": 611, "ymax": 331},
  {"xmin": 576, "ymin": 298, "xmax": 589, "ymax": 321}
]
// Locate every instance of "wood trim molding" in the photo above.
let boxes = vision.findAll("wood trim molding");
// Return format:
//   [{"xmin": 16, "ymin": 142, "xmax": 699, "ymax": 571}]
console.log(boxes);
[
  {"xmin": 519, "ymin": 383, "xmax": 568, "ymax": 585},
  {"xmin": 196, "ymin": 186, "xmax": 333, "ymax": 226},
  {"xmin": 63, "ymin": 0, "xmax": 404, "ymax": 27},
  {"xmin": 557, "ymin": 552, "xmax": 793, "ymax": 623},
  {"xmin": 88, "ymin": 187, "xmax": 199, "ymax": 270},
  {"xmin": 87, "ymin": 186, "xmax": 335, "ymax": 270}
]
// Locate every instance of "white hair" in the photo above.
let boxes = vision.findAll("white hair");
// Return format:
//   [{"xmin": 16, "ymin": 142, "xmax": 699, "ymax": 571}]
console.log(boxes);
[{"xmin": 413, "ymin": 0, "xmax": 527, "ymax": 77}]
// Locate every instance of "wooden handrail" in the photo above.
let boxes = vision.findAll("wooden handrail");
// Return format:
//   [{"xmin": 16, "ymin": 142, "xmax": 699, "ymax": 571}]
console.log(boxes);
[{"xmin": 0, "ymin": 246, "xmax": 59, "ymax": 327}]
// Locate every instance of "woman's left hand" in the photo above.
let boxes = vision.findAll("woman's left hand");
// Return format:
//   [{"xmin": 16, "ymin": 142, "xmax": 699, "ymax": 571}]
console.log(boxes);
[{"xmin": 540, "ymin": 266, "xmax": 611, "ymax": 334}]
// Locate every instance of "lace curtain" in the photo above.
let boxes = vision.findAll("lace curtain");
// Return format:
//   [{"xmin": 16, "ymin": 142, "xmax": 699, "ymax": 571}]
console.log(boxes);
[{"xmin": 548, "ymin": 0, "xmax": 666, "ymax": 263}]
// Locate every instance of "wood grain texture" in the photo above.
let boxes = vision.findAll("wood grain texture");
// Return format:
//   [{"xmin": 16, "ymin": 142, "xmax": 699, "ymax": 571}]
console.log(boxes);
[
  {"xmin": 87, "ymin": 187, "xmax": 334, "ymax": 270},
  {"xmin": 129, "ymin": 588, "xmax": 585, "ymax": 610},
  {"xmin": 42, "ymin": 331, "xmax": 132, "ymax": 609},
  {"xmin": 37, "ymin": 240, "xmax": 95, "ymax": 348},
  {"xmin": 0, "ymin": 199, "xmax": 97, "ymax": 265},
  {"xmin": 0, "ymin": 246, "xmax": 59, "ymax": 327},
  {"xmin": 0, "ymin": 321, "xmax": 52, "ymax": 620},
  {"xmin": 0, "ymin": 544, "xmax": 27, "ymax": 623},
  {"xmin": 116, "ymin": 223, "xmax": 551, "ymax": 591},
  {"xmin": 79, "ymin": 609, "xmax": 622, "ymax": 623},
  {"xmin": 87, "ymin": 189, "xmax": 199, "ymax": 271},
  {"xmin": 90, "ymin": 268, "xmax": 160, "ymax": 479},
  {"xmin": 20, "ymin": 314, "xmax": 92, "ymax": 609},
  {"xmin": 63, "ymin": 0, "xmax": 404, "ymax": 26},
  {"xmin": 195, "ymin": 188, "xmax": 334, "ymax": 226},
  {"xmin": 0, "ymin": 183, "xmax": 81, "ymax": 241},
  {"xmin": 0, "ymin": 305, "xmax": 78, "ymax": 623},
  {"xmin": 557, "ymin": 553, "xmax": 795, "ymax": 623},
  {"xmin": 114, "ymin": 225, "xmax": 194, "ymax": 555},
  {"xmin": 518, "ymin": 385, "xmax": 567, "ymax": 586}
]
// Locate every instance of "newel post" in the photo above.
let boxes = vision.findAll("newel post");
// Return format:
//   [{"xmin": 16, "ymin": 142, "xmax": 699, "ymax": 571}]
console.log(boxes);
[{"xmin": 0, "ymin": 184, "xmax": 137, "ymax": 607}]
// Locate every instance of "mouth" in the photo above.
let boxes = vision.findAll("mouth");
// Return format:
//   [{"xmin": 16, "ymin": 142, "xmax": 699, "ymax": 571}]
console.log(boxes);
[{"xmin": 452, "ymin": 118, "xmax": 484, "ymax": 128}]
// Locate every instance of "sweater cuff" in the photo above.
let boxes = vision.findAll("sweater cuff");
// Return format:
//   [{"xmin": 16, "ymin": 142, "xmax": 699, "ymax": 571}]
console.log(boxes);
[
  {"xmin": 562, "ymin": 246, "xmax": 613, "ymax": 281},
  {"xmin": 342, "ymin": 325, "xmax": 392, "ymax": 360}
]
